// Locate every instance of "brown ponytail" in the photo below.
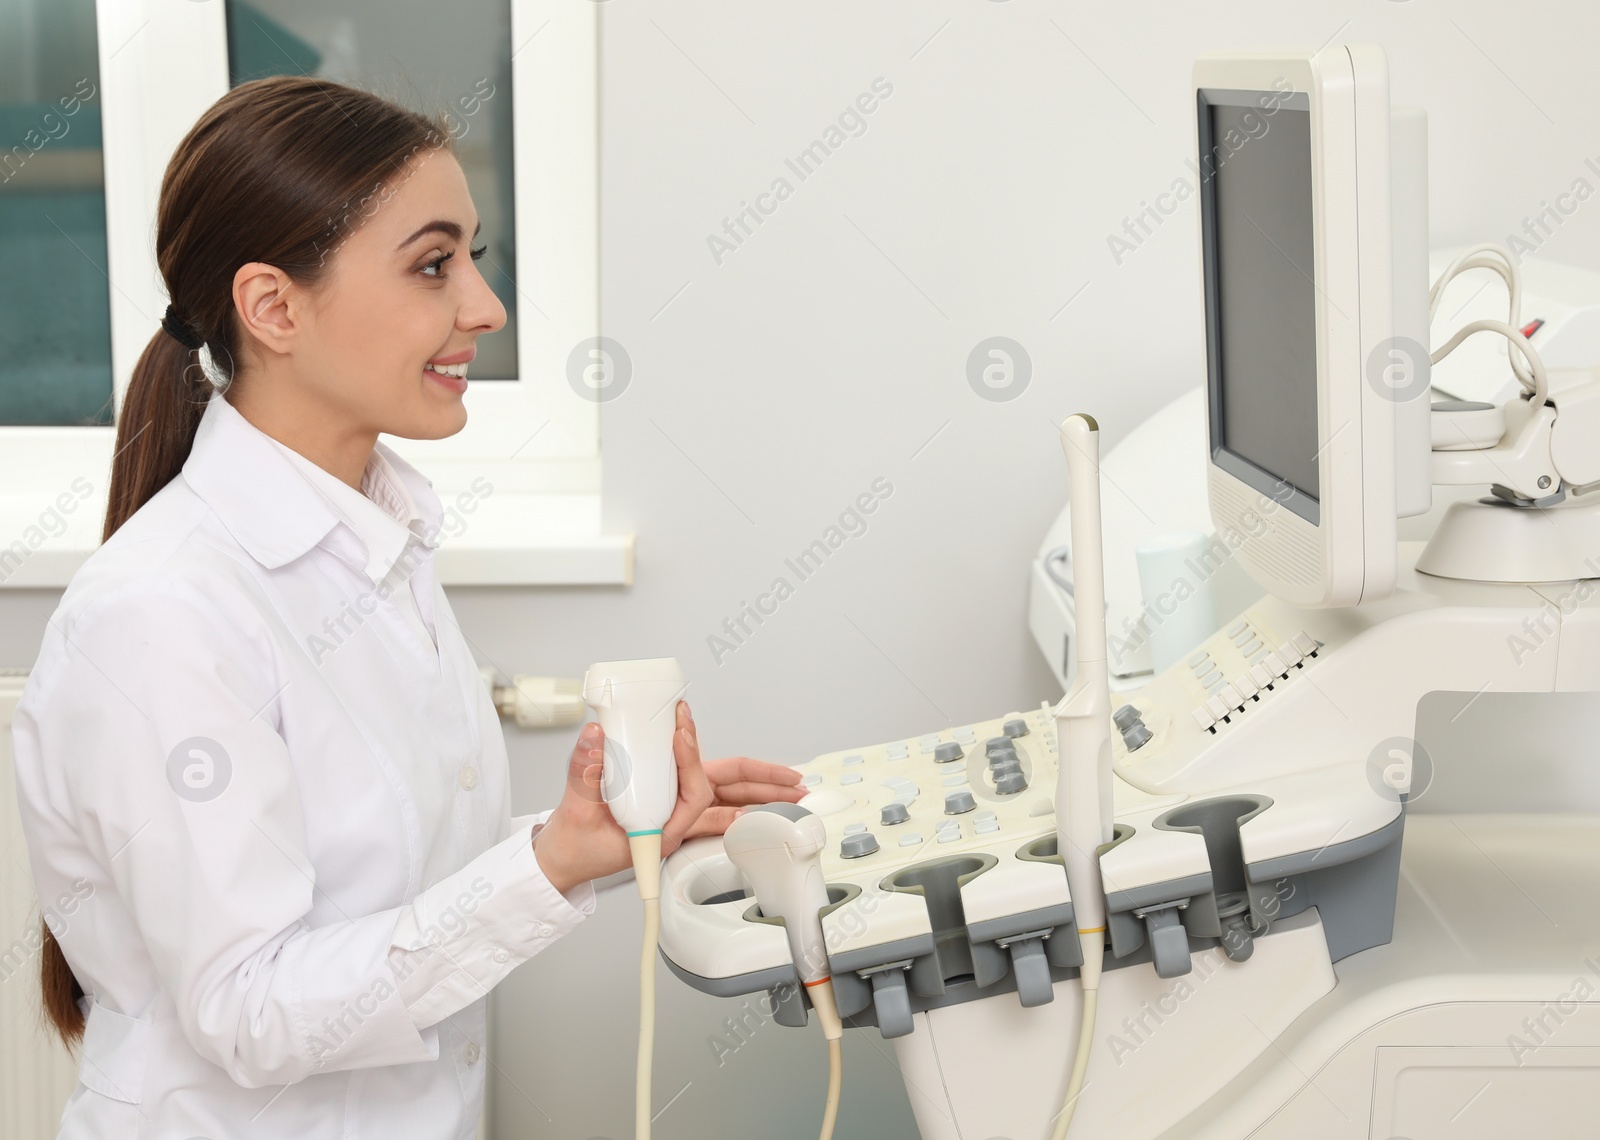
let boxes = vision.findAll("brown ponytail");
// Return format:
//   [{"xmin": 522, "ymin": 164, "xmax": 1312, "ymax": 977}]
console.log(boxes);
[{"xmin": 42, "ymin": 74, "xmax": 457, "ymax": 1050}]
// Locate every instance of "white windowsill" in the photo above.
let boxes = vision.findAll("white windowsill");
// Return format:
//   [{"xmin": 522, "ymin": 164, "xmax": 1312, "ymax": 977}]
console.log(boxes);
[{"xmin": 0, "ymin": 488, "xmax": 633, "ymax": 589}]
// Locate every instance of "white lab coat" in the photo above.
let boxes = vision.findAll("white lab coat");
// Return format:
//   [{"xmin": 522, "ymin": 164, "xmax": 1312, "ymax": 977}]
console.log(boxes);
[{"xmin": 11, "ymin": 390, "xmax": 596, "ymax": 1138}]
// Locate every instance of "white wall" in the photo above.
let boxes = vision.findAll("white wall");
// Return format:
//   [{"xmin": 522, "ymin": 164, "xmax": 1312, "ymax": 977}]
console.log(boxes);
[{"xmin": 10, "ymin": 1, "xmax": 1600, "ymax": 1136}]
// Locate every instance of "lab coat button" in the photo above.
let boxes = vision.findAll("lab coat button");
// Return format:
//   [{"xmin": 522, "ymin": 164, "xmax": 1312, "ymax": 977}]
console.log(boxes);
[
  {"xmin": 464, "ymin": 1041, "xmax": 481, "ymax": 1064},
  {"xmin": 458, "ymin": 765, "xmax": 478, "ymax": 790},
  {"xmin": 534, "ymin": 924, "xmax": 552, "ymax": 938},
  {"xmin": 492, "ymin": 946, "xmax": 510, "ymax": 963}
]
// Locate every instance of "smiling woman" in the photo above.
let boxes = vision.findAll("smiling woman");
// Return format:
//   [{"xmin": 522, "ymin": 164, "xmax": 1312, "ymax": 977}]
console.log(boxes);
[
  {"xmin": 105, "ymin": 75, "xmax": 503, "ymax": 527},
  {"xmin": 220, "ymin": 135, "xmax": 506, "ymax": 483},
  {"xmin": 15, "ymin": 73, "xmax": 535, "ymax": 1140}
]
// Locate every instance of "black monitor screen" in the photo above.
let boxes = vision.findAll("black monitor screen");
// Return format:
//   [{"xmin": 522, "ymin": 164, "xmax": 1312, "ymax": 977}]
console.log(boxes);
[{"xmin": 1199, "ymin": 87, "xmax": 1319, "ymax": 524}]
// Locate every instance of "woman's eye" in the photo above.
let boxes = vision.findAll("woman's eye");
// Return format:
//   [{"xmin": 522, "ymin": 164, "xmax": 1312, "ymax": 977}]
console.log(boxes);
[{"xmin": 421, "ymin": 244, "xmax": 488, "ymax": 277}]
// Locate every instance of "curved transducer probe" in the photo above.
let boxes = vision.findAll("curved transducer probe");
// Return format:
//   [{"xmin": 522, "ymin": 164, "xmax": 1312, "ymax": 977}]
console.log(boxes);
[{"xmin": 724, "ymin": 803, "xmax": 845, "ymax": 1140}]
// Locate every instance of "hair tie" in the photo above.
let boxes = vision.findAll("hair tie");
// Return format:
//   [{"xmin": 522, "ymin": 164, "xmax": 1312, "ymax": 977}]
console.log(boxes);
[{"xmin": 161, "ymin": 303, "xmax": 204, "ymax": 350}]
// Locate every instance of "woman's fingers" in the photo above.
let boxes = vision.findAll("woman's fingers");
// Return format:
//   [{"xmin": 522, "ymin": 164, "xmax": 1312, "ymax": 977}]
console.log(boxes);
[
  {"xmin": 705, "ymin": 756, "xmax": 804, "ymax": 789},
  {"xmin": 566, "ymin": 722, "xmax": 606, "ymax": 803},
  {"xmin": 662, "ymin": 701, "xmax": 714, "ymax": 846},
  {"xmin": 678, "ymin": 804, "xmax": 742, "ymax": 841},
  {"xmin": 707, "ymin": 780, "xmax": 807, "ymax": 805}
]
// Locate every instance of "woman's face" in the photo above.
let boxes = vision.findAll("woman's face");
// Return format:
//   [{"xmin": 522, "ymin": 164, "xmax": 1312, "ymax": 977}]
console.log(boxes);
[{"xmin": 231, "ymin": 145, "xmax": 507, "ymax": 444}]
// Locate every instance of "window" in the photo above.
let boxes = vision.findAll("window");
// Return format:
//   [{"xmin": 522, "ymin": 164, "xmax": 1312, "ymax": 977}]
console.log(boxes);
[
  {"xmin": 0, "ymin": 0, "xmax": 113, "ymax": 427},
  {"xmin": 0, "ymin": 0, "xmax": 624, "ymax": 587}
]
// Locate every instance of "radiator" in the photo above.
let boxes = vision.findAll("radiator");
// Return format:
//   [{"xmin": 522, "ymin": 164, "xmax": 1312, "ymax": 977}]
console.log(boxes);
[{"xmin": 1, "ymin": 670, "xmax": 80, "ymax": 1136}]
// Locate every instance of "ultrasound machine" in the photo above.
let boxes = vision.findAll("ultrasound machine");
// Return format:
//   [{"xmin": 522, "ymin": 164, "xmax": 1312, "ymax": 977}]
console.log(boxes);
[{"xmin": 637, "ymin": 43, "xmax": 1600, "ymax": 1139}]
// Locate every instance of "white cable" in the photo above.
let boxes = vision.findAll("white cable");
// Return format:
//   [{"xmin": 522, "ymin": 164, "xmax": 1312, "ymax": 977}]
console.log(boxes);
[
  {"xmin": 806, "ymin": 978, "xmax": 844, "ymax": 1140},
  {"xmin": 1428, "ymin": 243, "xmax": 1520, "ymax": 323},
  {"xmin": 636, "ymin": 895, "xmax": 659, "ymax": 1140},
  {"xmin": 1053, "ymin": 992, "xmax": 1098, "ymax": 1137},
  {"xmin": 1428, "ymin": 243, "xmax": 1539, "ymax": 394},
  {"xmin": 629, "ymin": 833, "xmax": 664, "ymax": 1140},
  {"xmin": 1433, "ymin": 254, "xmax": 1531, "ymax": 391},
  {"xmin": 1051, "ymin": 931, "xmax": 1103, "ymax": 1140},
  {"xmin": 1431, "ymin": 317, "xmax": 1548, "ymax": 409},
  {"xmin": 821, "ymin": 1037, "xmax": 842, "ymax": 1140}
]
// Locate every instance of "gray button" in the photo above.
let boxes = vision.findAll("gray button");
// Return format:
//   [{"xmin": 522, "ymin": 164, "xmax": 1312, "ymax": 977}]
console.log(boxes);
[
  {"xmin": 991, "ymin": 757, "xmax": 1023, "ymax": 778},
  {"xmin": 1003, "ymin": 718, "xmax": 1030, "ymax": 738},
  {"xmin": 1112, "ymin": 704, "xmax": 1143, "ymax": 731},
  {"xmin": 841, "ymin": 832, "xmax": 879, "ymax": 858},
  {"xmin": 987, "ymin": 745, "xmax": 1019, "ymax": 766},
  {"xmin": 984, "ymin": 737, "xmax": 1015, "ymax": 756},
  {"xmin": 934, "ymin": 741, "xmax": 964, "ymax": 763},
  {"xmin": 995, "ymin": 770, "xmax": 1028, "ymax": 795},
  {"xmin": 1121, "ymin": 722, "xmax": 1153, "ymax": 751},
  {"xmin": 945, "ymin": 790, "xmax": 976, "ymax": 814},
  {"xmin": 880, "ymin": 802, "xmax": 910, "ymax": 825}
]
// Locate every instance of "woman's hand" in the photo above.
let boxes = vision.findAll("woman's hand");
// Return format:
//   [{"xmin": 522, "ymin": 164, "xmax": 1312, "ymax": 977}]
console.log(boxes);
[
  {"xmin": 681, "ymin": 756, "xmax": 806, "ymax": 838},
  {"xmin": 532, "ymin": 701, "xmax": 804, "ymax": 894}
]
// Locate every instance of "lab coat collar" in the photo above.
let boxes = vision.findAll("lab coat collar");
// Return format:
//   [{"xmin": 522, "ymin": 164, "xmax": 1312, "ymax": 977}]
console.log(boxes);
[{"xmin": 182, "ymin": 390, "xmax": 445, "ymax": 574}]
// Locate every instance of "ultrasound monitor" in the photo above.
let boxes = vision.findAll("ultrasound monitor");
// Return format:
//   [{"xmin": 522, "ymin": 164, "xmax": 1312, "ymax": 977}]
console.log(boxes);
[{"xmin": 1195, "ymin": 45, "xmax": 1431, "ymax": 609}]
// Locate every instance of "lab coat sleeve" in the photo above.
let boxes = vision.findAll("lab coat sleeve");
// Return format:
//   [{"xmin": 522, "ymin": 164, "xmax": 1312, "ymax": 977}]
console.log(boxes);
[
  {"xmin": 384, "ymin": 809, "xmax": 596, "ymax": 1031},
  {"xmin": 29, "ymin": 583, "xmax": 471, "ymax": 1087}
]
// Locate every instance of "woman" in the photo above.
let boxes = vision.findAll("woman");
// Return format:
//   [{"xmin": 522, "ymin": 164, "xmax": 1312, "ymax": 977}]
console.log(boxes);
[{"xmin": 11, "ymin": 75, "xmax": 803, "ymax": 1138}]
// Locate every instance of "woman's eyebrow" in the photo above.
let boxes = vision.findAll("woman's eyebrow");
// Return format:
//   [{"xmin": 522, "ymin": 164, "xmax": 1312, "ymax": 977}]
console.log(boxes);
[{"xmin": 396, "ymin": 218, "xmax": 483, "ymax": 251}]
